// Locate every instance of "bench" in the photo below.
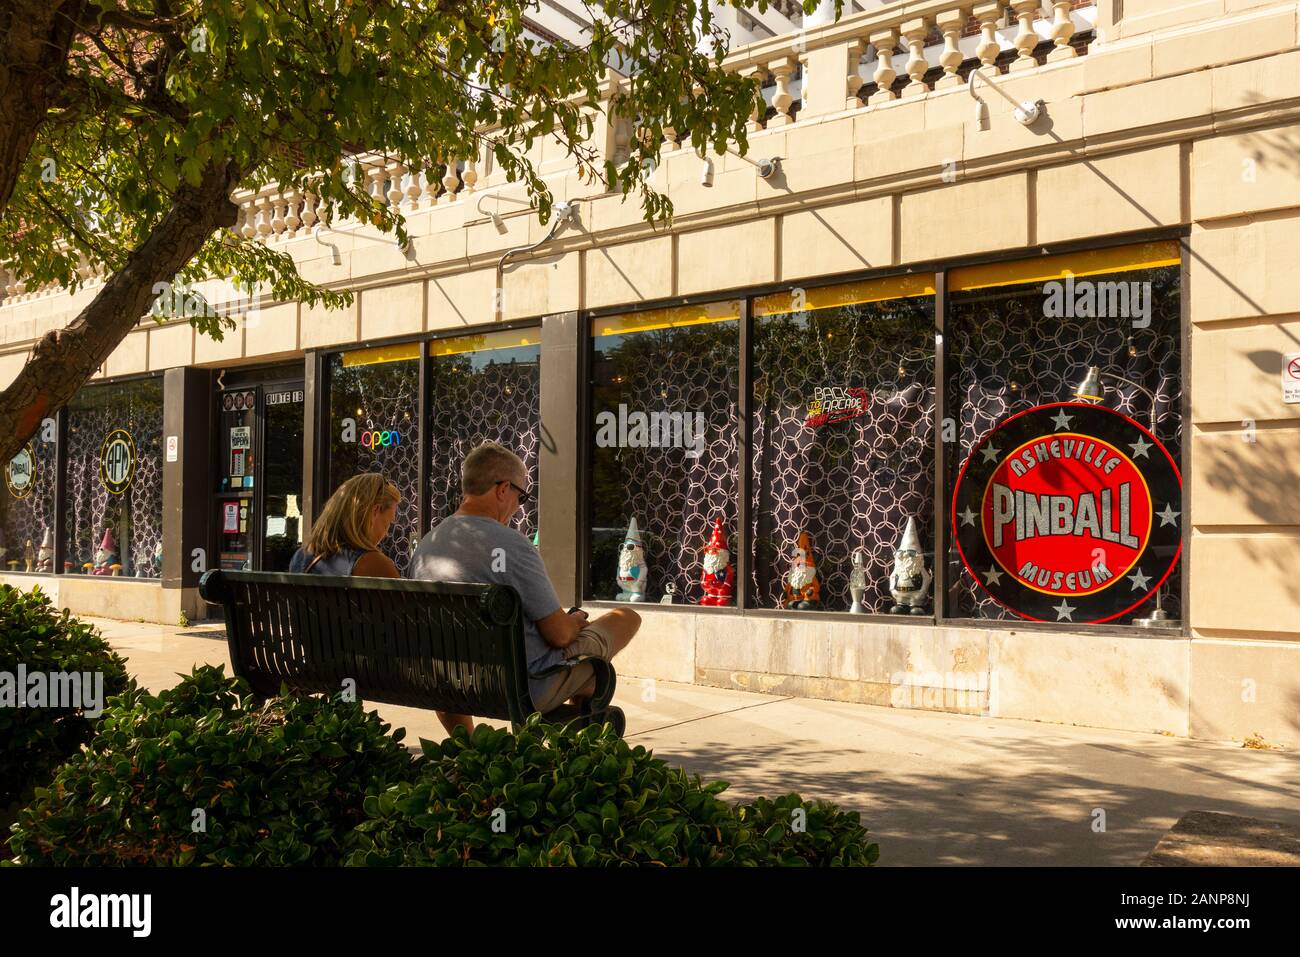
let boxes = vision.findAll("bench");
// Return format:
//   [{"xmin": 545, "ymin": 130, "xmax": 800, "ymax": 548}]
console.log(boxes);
[{"xmin": 197, "ymin": 569, "xmax": 624, "ymax": 736}]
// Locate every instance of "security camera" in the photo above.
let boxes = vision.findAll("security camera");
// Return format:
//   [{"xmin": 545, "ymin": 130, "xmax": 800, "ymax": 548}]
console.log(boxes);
[{"xmin": 756, "ymin": 156, "xmax": 781, "ymax": 180}]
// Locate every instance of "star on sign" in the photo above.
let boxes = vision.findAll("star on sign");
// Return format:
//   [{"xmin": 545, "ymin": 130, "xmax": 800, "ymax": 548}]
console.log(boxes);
[
  {"xmin": 1052, "ymin": 599, "xmax": 1076, "ymax": 622},
  {"xmin": 979, "ymin": 443, "xmax": 1001, "ymax": 465},
  {"xmin": 1157, "ymin": 503, "xmax": 1180, "ymax": 527},
  {"xmin": 1051, "ymin": 408, "xmax": 1073, "ymax": 431},
  {"xmin": 958, "ymin": 506, "xmax": 978, "ymax": 527},
  {"xmin": 1128, "ymin": 568, "xmax": 1152, "ymax": 591},
  {"xmin": 983, "ymin": 566, "xmax": 1004, "ymax": 586},
  {"xmin": 1129, "ymin": 435, "xmax": 1152, "ymax": 459}
]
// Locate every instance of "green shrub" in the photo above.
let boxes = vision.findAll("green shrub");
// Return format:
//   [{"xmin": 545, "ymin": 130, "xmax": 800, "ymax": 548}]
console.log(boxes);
[
  {"xmin": 7, "ymin": 665, "xmax": 413, "ymax": 866},
  {"xmin": 0, "ymin": 585, "xmax": 132, "ymax": 814},
  {"xmin": 344, "ymin": 716, "xmax": 877, "ymax": 866}
]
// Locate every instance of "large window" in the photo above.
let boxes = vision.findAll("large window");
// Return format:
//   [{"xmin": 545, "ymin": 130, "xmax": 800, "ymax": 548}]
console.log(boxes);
[
  {"xmin": 751, "ymin": 277, "xmax": 936, "ymax": 613},
  {"xmin": 1, "ymin": 433, "xmax": 57, "ymax": 574},
  {"xmin": 427, "ymin": 328, "xmax": 541, "ymax": 538},
  {"xmin": 588, "ymin": 301, "xmax": 741, "ymax": 604},
  {"xmin": 943, "ymin": 242, "xmax": 1183, "ymax": 626},
  {"xmin": 326, "ymin": 345, "xmax": 421, "ymax": 573},
  {"xmin": 63, "ymin": 377, "xmax": 164, "ymax": 578}
]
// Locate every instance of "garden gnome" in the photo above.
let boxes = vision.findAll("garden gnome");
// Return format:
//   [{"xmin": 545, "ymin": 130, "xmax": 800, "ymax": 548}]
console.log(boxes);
[
  {"xmin": 615, "ymin": 517, "xmax": 648, "ymax": 602},
  {"xmin": 23, "ymin": 538, "xmax": 35, "ymax": 572},
  {"xmin": 660, "ymin": 583, "xmax": 676, "ymax": 604},
  {"xmin": 782, "ymin": 531, "xmax": 821, "ymax": 609},
  {"xmin": 888, "ymin": 516, "xmax": 932, "ymax": 615},
  {"xmin": 92, "ymin": 528, "xmax": 119, "ymax": 576},
  {"xmin": 37, "ymin": 529, "xmax": 53, "ymax": 573},
  {"xmin": 698, "ymin": 517, "xmax": 735, "ymax": 606},
  {"xmin": 848, "ymin": 548, "xmax": 867, "ymax": 614},
  {"xmin": 154, "ymin": 539, "xmax": 163, "ymax": 575}
]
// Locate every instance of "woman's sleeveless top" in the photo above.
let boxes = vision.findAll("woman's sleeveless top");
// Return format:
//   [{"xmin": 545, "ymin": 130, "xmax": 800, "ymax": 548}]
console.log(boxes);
[{"xmin": 288, "ymin": 546, "xmax": 366, "ymax": 576}]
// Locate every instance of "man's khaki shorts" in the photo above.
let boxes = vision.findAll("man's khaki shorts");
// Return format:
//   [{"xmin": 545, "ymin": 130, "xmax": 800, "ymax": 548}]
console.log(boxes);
[{"xmin": 532, "ymin": 618, "xmax": 616, "ymax": 714}]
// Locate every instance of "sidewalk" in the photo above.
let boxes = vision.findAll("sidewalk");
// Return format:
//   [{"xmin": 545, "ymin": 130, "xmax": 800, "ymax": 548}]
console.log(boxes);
[{"xmin": 96, "ymin": 617, "xmax": 1300, "ymax": 866}]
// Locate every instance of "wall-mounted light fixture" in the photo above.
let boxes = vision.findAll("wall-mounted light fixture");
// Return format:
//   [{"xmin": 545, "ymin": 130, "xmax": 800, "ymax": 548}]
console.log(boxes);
[{"xmin": 968, "ymin": 69, "xmax": 1044, "ymax": 129}]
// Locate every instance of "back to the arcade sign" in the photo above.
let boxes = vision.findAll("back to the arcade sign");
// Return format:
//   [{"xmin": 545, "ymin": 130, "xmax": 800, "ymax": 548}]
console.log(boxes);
[{"xmin": 951, "ymin": 402, "xmax": 1181, "ymax": 623}]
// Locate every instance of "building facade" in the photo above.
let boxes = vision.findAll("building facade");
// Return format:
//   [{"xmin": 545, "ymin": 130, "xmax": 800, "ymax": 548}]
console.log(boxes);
[{"xmin": 2, "ymin": 0, "xmax": 1299, "ymax": 746}]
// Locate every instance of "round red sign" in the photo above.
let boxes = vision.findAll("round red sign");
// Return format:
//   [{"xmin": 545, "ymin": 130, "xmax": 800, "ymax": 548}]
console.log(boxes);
[{"xmin": 952, "ymin": 402, "xmax": 1181, "ymax": 623}]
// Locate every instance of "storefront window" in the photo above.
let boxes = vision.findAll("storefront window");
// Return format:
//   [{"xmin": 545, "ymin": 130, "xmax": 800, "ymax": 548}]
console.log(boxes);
[
  {"xmin": 588, "ymin": 301, "xmax": 741, "ymax": 604},
  {"xmin": 944, "ymin": 242, "xmax": 1183, "ymax": 626},
  {"xmin": 326, "ymin": 345, "xmax": 421, "ymax": 573},
  {"xmin": 1, "ymin": 432, "xmax": 57, "ymax": 574},
  {"xmin": 751, "ymin": 277, "xmax": 936, "ymax": 613},
  {"xmin": 427, "ymin": 329, "xmax": 541, "ymax": 538},
  {"xmin": 63, "ymin": 377, "xmax": 165, "ymax": 578}
]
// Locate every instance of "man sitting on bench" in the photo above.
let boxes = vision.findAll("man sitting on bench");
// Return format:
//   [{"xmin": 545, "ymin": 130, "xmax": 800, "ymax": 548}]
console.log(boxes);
[{"xmin": 409, "ymin": 441, "xmax": 640, "ymax": 728}]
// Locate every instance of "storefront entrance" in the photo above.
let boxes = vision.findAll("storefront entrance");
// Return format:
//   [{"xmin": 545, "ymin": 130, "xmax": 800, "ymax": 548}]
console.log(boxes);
[{"xmin": 213, "ymin": 363, "xmax": 304, "ymax": 572}]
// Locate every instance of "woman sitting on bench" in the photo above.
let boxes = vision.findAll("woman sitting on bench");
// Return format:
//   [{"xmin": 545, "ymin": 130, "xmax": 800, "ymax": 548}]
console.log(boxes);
[{"xmin": 288, "ymin": 473, "xmax": 474, "ymax": 737}]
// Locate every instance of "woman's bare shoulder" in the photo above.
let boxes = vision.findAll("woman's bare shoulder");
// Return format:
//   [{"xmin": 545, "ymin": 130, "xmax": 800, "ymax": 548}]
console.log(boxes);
[{"xmin": 353, "ymin": 550, "xmax": 401, "ymax": 579}]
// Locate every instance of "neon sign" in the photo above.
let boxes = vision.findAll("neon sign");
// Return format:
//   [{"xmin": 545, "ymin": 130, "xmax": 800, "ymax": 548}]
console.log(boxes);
[{"xmin": 360, "ymin": 430, "xmax": 401, "ymax": 449}]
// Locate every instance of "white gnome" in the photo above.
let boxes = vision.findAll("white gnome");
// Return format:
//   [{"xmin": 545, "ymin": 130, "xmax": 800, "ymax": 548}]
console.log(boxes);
[
  {"xmin": 848, "ymin": 548, "xmax": 867, "ymax": 613},
  {"xmin": 615, "ymin": 517, "xmax": 648, "ymax": 602},
  {"xmin": 888, "ymin": 517, "xmax": 932, "ymax": 615},
  {"xmin": 37, "ymin": 528, "xmax": 53, "ymax": 573}
]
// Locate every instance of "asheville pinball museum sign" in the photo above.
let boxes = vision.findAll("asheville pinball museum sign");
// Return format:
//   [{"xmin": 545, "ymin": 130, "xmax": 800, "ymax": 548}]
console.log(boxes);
[{"xmin": 951, "ymin": 402, "xmax": 1182, "ymax": 623}]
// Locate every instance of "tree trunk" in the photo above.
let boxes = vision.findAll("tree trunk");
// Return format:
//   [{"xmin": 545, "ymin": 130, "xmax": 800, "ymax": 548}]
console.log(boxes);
[
  {"xmin": 0, "ymin": 0, "xmax": 86, "ymax": 215},
  {"xmin": 0, "ymin": 159, "xmax": 242, "ymax": 463}
]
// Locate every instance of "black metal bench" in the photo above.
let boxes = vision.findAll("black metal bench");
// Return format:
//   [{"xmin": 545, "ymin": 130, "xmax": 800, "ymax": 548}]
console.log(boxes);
[{"xmin": 197, "ymin": 569, "xmax": 624, "ymax": 736}]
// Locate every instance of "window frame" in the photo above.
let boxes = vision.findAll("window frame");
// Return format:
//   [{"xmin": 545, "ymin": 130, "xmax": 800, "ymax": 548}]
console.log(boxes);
[{"xmin": 577, "ymin": 228, "xmax": 1191, "ymax": 638}]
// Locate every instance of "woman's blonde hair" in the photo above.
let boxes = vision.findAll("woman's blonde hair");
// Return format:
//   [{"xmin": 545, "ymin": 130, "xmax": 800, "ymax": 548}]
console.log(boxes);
[{"xmin": 304, "ymin": 473, "xmax": 401, "ymax": 557}]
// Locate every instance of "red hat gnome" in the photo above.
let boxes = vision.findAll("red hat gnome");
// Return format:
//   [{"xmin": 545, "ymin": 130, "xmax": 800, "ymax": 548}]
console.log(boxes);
[
  {"xmin": 698, "ymin": 517, "xmax": 734, "ymax": 606},
  {"xmin": 92, "ymin": 528, "xmax": 119, "ymax": 576}
]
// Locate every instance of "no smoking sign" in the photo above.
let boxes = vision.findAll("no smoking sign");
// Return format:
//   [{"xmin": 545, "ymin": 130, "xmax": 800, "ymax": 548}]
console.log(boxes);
[{"xmin": 1284, "ymin": 353, "xmax": 1300, "ymax": 404}]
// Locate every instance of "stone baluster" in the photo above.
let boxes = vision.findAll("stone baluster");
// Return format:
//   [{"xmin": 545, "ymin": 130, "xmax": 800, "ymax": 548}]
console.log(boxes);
[
  {"xmin": 768, "ymin": 57, "xmax": 796, "ymax": 126},
  {"xmin": 936, "ymin": 8, "xmax": 971, "ymax": 90},
  {"xmin": 662, "ymin": 123, "xmax": 680, "ymax": 150},
  {"xmin": 387, "ymin": 162, "xmax": 405, "ymax": 210},
  {"xmin": 738, "ymin": 65, "xmax": 767, "ymax": 132},
  {"xmin": 462, "ymin": 154, "xmax": 478, "ymax": 194},
  {"xmin": 254, "ymin": 195, "xmax": 273, "ymax": 240},
  {"xmin": 1010, "ymin": 0, "xmax": 1041, "ymax": 72},
  {"xmin": 284, "ymin": 189, "xmax": 301, "ymax": 237},
  {"xmin": 270, "ymin": 193, "xmax": 286, "ymax": 238},
  {"xmin": 868, "ymin": 29, "xmax": 899, "ymax": 104},
  {"xmin": 845, "ymin": 39, "xmax": 866, "ymax": 109},
  {"xmin": 1047, "ymin": 0, "xmax": 1077, "ymax": 61},
  {"xmin": 442, "ymin": 157, "xmax": 459, "ymax": 203},
  {"xmin": 240, "ymin": 197, "xmax": 257, "ymax": 239},
  {"xmin": 901, "ymin": 18, "xmax": 932, "ymax": 97},
  {"xmin": 401, "ymin": 168, "xmax": 422, "ymax": 209},
  {"xmin": 301, "ymin": 190, "xmax": 318, "ymax": 230},
  {"xmin": 972, "ymin": 2, "xmax": 1003, "ymax": 77},
  {"xmin": 366, "ymin": 163, "xmax": 386, "ymax": 207}
]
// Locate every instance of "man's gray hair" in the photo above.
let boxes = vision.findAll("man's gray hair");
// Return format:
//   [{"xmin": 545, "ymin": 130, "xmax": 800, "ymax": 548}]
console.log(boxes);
[{"xmin": 462, "ymin": 441, "xmax": 526, "ymax": 496}]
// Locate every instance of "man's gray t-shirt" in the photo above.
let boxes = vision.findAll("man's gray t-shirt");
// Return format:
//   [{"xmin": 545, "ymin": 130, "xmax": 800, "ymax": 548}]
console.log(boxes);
[{"xmin": 407, "ymin": 514, "xmax": 565, "ymax": 699}]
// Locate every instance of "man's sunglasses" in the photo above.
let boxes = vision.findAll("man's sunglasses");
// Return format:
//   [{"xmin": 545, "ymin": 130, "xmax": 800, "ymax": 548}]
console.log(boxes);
[{"xmin": 499, "ymin": 479, "xmax": 532, "ymax": 504}]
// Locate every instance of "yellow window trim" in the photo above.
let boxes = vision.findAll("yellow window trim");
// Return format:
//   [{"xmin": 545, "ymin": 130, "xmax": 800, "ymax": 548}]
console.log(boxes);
[
  {"xmin": 429, "ymin": 329, "xmax": 541, "ymax": 357},
  {"xmin": 340, "ymin": 342, "xmax": 422, "ymax": 367},
  {"xmin": 593, "ymin": 300, "xmax": 742, "ymax": 338},
  {"xmin": 948, "ymin": 241, "xmax": 1181, "ymax": 292},
  {"xmin": 753, "ymin": 273, "xmax": 936, "ymax": 317}
]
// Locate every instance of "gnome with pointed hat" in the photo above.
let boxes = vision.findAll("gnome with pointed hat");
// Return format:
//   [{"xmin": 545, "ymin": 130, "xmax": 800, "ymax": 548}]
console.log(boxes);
[
  {"xmin": 889, "ymin": 516, "xmax": 932, "ymax": 615},
  {"xmin": 615, "ymin": 517, "xmax": 648, "ymax": 602},
  {"xmin": 92, "ymin": 528, "xmax": 120, "ymax": 576},
  {"xmin": 36, "ymin": 529, "xmax": 53, "ymax": 573},
  {"xmin": 782, "ymin": 531, "xmax": 821, "ymax": 609},
  {"xmin": 698, "ymin": 517, "xmax": 735, "ymax": 606}
]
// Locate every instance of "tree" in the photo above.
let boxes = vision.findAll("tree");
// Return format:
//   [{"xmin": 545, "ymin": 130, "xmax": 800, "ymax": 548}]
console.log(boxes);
[{"xmin": 0, "ymin": 0, "xmax": 828, "ymax": 463}]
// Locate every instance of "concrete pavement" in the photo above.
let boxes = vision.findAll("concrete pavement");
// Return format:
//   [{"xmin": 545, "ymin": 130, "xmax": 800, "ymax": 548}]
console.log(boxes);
[{"xmin": 95, "ymin": 617, "xmax": 1300, "ymax": 866}]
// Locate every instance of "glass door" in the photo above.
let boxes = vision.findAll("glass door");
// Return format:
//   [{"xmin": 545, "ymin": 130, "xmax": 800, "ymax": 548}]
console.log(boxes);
[{"xmin": 259, "ymin": 381, "xmax": 304, "ymax": 570}]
